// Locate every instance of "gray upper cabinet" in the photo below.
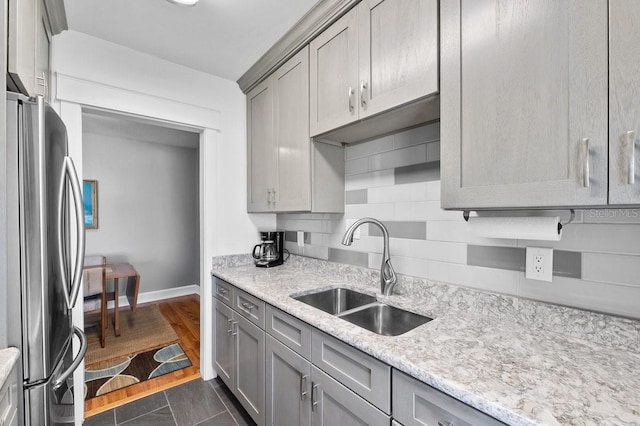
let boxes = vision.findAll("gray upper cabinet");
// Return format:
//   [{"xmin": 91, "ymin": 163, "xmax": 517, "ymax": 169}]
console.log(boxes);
[
  {"xmin": 441, "ymin": 0, "xmax": 609, "ymax": 209},
  {"xmin": 247, "ymin": 79, "xmax": 276, "ymax": 212},
  {"xmin": 357, "ymin": 0, "xmax": 438, "ymax": 119},
  {"xmin": 247, "ymin": 46, "xmax": 345, "ymax": 213},
  {"xmin": 309, "ymin": 8, "xmax": 359, "ymax": 136},
  {"xmin": 310, "ymin": 0, "xmax": 438, "ymax": 138},
  {"xmin": 609, "ymin": 0, "xmax": 640, "ymax": 205},
  {"xmin": 7, "ymin": 0, "xmax": 61, "ymax": 100}
]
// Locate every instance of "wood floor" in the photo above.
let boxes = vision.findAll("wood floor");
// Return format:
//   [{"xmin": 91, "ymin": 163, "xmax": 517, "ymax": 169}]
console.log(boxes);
[{"xmin": 84, "ymin": 294, "xmax": 201, "ymax": 418}]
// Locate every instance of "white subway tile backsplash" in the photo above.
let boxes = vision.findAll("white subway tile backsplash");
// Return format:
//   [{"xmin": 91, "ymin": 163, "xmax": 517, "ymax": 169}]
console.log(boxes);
[
  {"xmin": 275, "ymin": 122, "xmax": 640, "ymax": 319},
  {"xmin": 369, "ymin": 253, "xmax": 430, "ymax": 278},
  {"xmin": 582, "ymin": 253, "xmax": 640, "ymax": 286},
  {"xmin": 393, "ymin": 122, "xmax": 440, "ymax": 148},
  {"xmin": 370, "ymin": 143, "xmax": 427, "ymax": 171},
  {"xmin": 428, "ymin": 261, "xmax": 519, "ymax": 295},
  {"xmin": 345, "ymin": 169, "xmax": 395, "ymax": 191},
  {"xmin": 345, "ymin": 135, "xmax": 394, "ymax": 160},
  {"xmin": 389, "ymin": 238, "xmax": 467, "ymax": 264},
  {"xmin": 518, "ymin": 223, "xmax": 640, "ymax": 255},
  {"xmin": 368, "ymin": 182, "xmax": 428, "ymax": 204},
  {"xmin": 518, "ymin": 275, "xmax": 640, "ymax": 319}
]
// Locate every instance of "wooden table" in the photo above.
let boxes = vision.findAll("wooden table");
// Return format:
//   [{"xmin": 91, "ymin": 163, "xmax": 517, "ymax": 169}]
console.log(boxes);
[{"xmin": 105, "ymin": 263, "xmax": 140, "ymax": 336}]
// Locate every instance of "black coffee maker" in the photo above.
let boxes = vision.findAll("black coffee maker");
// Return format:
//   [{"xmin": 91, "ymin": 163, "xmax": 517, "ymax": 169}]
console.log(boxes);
[{"xmin": 253, "ymin": 231, "xmax": 287, "ymax": 267}]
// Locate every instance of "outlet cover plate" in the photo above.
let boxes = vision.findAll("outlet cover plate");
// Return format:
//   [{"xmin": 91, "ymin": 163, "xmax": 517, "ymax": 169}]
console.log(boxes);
[{"xmin": 525, "ymin": 247, "xmax": 553, "ymax": 282}]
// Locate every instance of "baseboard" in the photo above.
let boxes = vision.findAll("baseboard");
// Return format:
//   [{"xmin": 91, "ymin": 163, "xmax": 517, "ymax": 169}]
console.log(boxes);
[{"xmin": 106, "ymin": 284, "xmax": 200, "ymax": 310}]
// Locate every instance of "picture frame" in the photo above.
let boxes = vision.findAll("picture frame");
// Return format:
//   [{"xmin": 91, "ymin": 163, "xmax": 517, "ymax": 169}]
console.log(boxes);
[{"xmin": 83, "ymin": 180, "xmax": 98, "ymax": 229}]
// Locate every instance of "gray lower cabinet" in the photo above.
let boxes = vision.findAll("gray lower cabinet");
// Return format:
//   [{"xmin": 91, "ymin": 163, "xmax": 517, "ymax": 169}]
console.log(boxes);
[
  {"xmin": 265, "ymin": 335, "xmax": 312, "ymax": 426},
  {"xmin": 392, "ymin": 370, "xmax": 505, "ymax": 426},
  {"xmin": 310, "ymin": 366, "xmax": 389, "ymax": 426},
  {"xmin": 213, "ymin": 295, "xmax": 265, "ymax": 426}
]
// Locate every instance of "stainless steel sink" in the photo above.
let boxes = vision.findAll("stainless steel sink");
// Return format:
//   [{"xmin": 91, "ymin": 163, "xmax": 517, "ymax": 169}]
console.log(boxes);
[
  {"xmin": 292, "ymin": 288, "xmax": 377, "ymax": 315},
  {"xmin": 339, "ymin": 303, "xmax": 432, "ymax": 336}
]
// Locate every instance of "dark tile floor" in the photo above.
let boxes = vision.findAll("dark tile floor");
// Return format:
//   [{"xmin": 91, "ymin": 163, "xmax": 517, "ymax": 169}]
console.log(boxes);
[{"xmin": 85, "ymin": 378, "xmax": 256, "ymax": 426}]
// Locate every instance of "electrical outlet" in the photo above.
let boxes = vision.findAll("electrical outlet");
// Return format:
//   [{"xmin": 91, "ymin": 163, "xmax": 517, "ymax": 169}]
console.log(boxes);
[
  {"xmin": 297, "ymin": 231, "xmax": 304, "ymax": 248},
  {"xmin": 525, "ymin": 247, "xmax": 554, "ymax": 282}
]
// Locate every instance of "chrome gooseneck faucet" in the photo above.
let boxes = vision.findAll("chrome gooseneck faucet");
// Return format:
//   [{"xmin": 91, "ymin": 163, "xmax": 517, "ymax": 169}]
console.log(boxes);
[{"xmin": 341, "ymin": 217, "xmax": 397, "ymax": 296}]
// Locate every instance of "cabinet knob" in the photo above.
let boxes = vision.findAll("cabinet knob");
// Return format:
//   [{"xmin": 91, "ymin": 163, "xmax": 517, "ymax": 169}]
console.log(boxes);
[
  {"xmin": 360, "ymin": 81, "xmax": 367, "ymax": 108},
  {"xmin": 626, "ymin": 130, "xmax": 636, "ymax": 185},
  {"xmin": 311, "ymin": 382, "xmax": 319, "ymax": 411},
  {"xmin": 348, "ymin": 86, "xmax": 355, "ymax": 113},
  {"xmin": 299, "ymin": 373, "xmax": 308, "ymax": 400}
]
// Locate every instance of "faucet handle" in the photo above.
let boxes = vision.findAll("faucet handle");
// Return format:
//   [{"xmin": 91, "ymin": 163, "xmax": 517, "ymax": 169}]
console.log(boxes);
[{"xmin": 382, "ymin": 259, "xmax": 397, "ymax": 295}]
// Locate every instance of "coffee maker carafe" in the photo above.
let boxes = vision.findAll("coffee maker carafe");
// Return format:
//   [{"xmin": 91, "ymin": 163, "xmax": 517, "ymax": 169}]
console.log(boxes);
[{"xmin": 253, "ymin": 231, "xmax": 287, "ymax": 267}]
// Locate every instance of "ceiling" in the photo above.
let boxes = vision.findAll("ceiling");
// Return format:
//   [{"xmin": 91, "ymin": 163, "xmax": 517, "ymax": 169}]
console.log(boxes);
[
  {"xmin": 63, "ymin": 0, "xmax": 319, "ymax": 82},
  {"xmin": 83, "ymin": 109, "xmax": 200, "ymax": 149}
]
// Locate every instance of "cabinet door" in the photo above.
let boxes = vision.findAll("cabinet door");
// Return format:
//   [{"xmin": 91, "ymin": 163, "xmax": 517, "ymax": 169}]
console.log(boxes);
[
  {"xmin": 214, "ymin": 300, "xmax": 234, "ymax": 388},
  {"xmin": 235, "ymin": 314, "xmax": 265, "ymax": 426},
  {"xmin": 7, "ymin": 0, "xmax": 37, "ymax": 95},
  {"xmin": 310, "ymin": 8, "xmax": 359, "ymax": 136},
  {"xmin": 358, "ymin": 0, "xmax": 438, "ymax": 118},
  {"xmin": 273, "ymin": 46, "xmax": 312, "ymax": 211},
  {"xmin": 609, "ymin": 0, "xmax": 640, "ymax": 205},
  {"xmin": 441, "ymin": 0, "xmax": 608, "ymax": 209},
  {"xmin": 247, "ymin": 79, "xmax": 276, "ymax": 212},
  {"xmin": 265, "ymin": 335, "xmax": 312, "ymax": 426},
  {"xmin": 310, "ymin": 366, "xmax": 389, "ymax": 426}
]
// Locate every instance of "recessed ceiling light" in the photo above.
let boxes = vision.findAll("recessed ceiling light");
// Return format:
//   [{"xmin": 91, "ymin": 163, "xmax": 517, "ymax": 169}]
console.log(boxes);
[{"xmin": 166, "ymin": 0, "xmax": 198, "ymax": 6}]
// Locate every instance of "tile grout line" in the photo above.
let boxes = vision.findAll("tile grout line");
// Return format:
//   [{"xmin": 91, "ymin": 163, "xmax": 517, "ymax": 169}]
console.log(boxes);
[
  {"xmin": 211, "ymin": 383, "xmax": 241, "ymax": 426},
  {"xmin": 163, "ymin": 390, "xmax": 179, "ymax": 426}
]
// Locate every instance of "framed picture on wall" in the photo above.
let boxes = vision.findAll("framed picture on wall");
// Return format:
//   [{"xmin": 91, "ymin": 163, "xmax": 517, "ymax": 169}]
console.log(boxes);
[{"xmin": 83, "ymin": 180, "xmax": 98, "ymax": 229}]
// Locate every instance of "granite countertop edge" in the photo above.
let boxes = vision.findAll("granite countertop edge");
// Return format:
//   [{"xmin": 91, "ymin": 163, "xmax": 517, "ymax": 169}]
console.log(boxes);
[
  {"xmin": 210, "ymin": 256, "xmax": 640, "ymax": 426},
  {"xmin": 0, "ymin": 348, "xmax": 20, "ymax": 389}
]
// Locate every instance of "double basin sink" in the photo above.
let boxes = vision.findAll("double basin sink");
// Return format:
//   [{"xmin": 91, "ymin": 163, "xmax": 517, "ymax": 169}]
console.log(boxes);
[{"xmin": 292, "ymin": 288, "xmax": 432, "ymax": 336}]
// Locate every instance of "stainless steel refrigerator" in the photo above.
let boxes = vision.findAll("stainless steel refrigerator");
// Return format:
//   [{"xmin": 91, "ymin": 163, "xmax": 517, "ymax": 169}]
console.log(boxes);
[{"xmin": 6, "ymin": 93, "xmax": 87, "ymax": 425}]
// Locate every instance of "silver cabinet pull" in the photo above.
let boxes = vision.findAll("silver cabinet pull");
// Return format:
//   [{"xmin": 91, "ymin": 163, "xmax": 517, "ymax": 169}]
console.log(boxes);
[
  {"xmin": 267, "ymin": 189, "xmax": 272, "ymax": 206},
  {"xmin": 218, "ymin": 287, "xmax": 228, "ymax": 295},
  {"xmin": 230, "ymin": 320, "xmax": 239, "ymax": 336},
  {"xmin": 581, "ymin": 138, "xmax": 590, "ymax": 188},
  {"xmin": 241, "ymin": 302, "xmax": 254, "ymax": 311},
  {"xmin": 311, "ymin": 382, "xmax": 318, "ymax": 411},
  {"xmin": 227, "ymin": 318, "xmax": 234, "ymax": 335},
  {"xmin": 299, "ymin": 373, "xmax": 308, "ymax": 400},
  {"xmin": 437, "ymin": 421, "xmax": 453, "ymax": 426},
  {"xmin": 348, "ymin": 86, "xmax": 355, "ymax": 113},
  {"xmin": 627, "ymin": 130, "xmax": 636, "ymax": 184},
  {"xmin": 360, "ymin": 81, "xmax": 367, "ymax": 108}
]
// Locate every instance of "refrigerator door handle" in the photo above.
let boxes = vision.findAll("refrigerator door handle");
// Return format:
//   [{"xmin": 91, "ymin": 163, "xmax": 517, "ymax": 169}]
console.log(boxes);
[
  {"xmin": 57, "ymin": 156, "xmax": 86, "ymax": 309},
  {"xmin": 52, "ymin": 327, "xmax": 87, "ymax": 391}
]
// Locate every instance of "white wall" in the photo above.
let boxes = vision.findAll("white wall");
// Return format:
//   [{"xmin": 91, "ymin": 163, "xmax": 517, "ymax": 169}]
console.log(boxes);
[
  {"xmin": 51, "ymin": 30, "xmax": 276, "ymax": 256},
  {"xmin": 83, "ymin": 130, "xmax": 199, "ymax": 292},
  {"xmin": 50, "ymin": 31, "xmax": 276, "ymax": 417}
]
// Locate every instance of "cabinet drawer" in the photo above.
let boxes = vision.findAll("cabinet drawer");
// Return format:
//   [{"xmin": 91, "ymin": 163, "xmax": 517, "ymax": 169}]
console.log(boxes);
[
  {"xmin": 213, "ymin": 277, "xmax": 234, "ymax": 305},
  {"xmin": 266, "ymin": 306, "xmax": 312, "ymax": 360},
  {"xmin": 234, "ymin": 288, "xmax": 265, "ymax": 328},
  {"xmin": 311, "ymin": 330, "xmax": 390, "ymax": 414},
  {"xmin": 392, "ymin": 370, "xmax": 505, "ymax": 426}
]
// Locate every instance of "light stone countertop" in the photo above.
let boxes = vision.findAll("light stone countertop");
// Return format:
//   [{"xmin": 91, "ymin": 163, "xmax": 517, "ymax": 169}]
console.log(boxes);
[
  {"xmin": 212, "ymin": 255, "xmax": 640, "ymax": 426},
  {"xmin": 0, "ymin": 347, "xmax": 20, "ymax": 389}
]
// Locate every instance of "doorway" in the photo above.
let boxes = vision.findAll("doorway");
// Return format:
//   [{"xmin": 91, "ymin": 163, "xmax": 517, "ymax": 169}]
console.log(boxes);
[{"xmin": 80, "ymin": 110, "xmax": 202, "ymax": 415}]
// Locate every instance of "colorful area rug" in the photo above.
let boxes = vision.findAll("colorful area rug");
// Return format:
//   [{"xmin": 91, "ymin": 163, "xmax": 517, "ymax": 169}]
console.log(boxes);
[{"xmin": 84, "ymin": 343, "xmax": 192, "ymax": 399}]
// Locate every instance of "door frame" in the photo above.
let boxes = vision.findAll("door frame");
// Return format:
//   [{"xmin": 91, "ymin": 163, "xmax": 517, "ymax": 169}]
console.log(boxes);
[{"xmin": 53, "ymin": 72, "xmax": 221, "ymax": 423}]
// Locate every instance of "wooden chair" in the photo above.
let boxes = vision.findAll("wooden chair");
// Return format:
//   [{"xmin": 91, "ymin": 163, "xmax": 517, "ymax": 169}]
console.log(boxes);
[{"xmin": 83, "ymin": 255, "xmax": 107, "ymax": 348}]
